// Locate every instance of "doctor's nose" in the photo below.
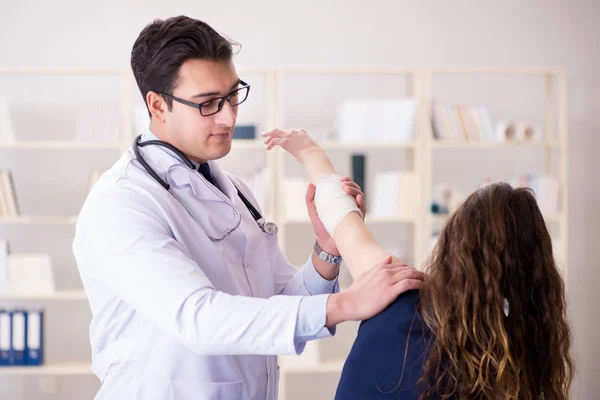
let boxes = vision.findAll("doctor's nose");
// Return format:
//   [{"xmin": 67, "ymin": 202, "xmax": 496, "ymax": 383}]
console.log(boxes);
[{"xmin": 214, "ymin": 100, "xmax": 237, "ymax": 127}]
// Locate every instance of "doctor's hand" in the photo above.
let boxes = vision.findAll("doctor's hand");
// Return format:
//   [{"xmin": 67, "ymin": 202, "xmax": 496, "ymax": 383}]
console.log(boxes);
[
  {"xmin": 306, "ymin": 179, "xmax": 366, "ymax": 256},
  {"xmin": 325, "ymin": 256, "xmax": 424, "ymax": 328}
]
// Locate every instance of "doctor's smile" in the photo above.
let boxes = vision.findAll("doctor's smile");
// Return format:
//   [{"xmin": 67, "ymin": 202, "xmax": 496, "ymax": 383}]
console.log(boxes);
[{"xmin": 210, "ymin": 132, "xmax": 231, "ymax": 141}]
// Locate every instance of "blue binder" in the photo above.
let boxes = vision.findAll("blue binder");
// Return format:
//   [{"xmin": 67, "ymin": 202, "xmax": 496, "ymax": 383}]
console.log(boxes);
[
  {"xmin": 232, "ymin": 125, "xmax": 256, "ymax": 140},
  {"xmin": 26, "ymin": 310, "xmax": 43, "ymax": 366},
  {"xmin": 11, "ymin": 310, "xmax": 27, "ymax": 366},
  {"xmin": 0, "ymin": 309, "xmax": 11, "ymax": 366}
]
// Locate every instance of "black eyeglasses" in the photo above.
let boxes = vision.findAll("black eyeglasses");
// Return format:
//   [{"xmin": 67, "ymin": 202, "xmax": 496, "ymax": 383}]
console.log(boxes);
[{"xmin": 159, "ymin": 80, "xmax": 250, "ymax": 117}]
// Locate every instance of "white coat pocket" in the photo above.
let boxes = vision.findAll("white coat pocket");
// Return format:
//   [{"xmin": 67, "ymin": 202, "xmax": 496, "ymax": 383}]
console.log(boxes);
[{"xmin": 169, "ymin": 380, "xmax": 244, "ymax": 400}]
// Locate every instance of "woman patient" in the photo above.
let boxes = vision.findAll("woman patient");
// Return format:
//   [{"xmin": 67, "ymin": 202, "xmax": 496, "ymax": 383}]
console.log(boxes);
[{"xmin": 263, "ymin": 129, "xmax": 574, "ymax": 400}]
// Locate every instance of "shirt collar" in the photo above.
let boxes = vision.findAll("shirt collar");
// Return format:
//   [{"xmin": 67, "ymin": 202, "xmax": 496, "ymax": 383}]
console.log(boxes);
[{"xmin": 137, "ymin": 129, "xmax": 238, "ymax": 201}]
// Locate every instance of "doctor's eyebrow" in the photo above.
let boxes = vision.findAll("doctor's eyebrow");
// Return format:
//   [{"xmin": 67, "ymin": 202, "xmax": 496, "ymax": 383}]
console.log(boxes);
[{"xmin": 191, "ymin": 79, "xmax": 241, "ymax": 98}]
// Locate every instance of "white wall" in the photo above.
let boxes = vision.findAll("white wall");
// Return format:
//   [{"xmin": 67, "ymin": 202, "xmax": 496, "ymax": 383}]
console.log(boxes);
[{"xmin": 1, "ymin": 0, "xmax": 598, "ymax": 398}]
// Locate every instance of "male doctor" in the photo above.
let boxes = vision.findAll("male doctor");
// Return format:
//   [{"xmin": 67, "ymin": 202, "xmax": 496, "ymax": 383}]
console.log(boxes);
[{"xmin": 73, "ymin": 15, "xmax": 424, "ymax": 400}]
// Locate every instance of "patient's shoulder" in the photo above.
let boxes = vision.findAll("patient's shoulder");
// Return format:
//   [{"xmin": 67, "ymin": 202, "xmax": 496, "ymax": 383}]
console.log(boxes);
[
  {"xmin": 359, "ymin": 289, "xmax": 424, "ymax": 335},
  {"xmin": 335, "ymin": 290, "xmax": 429, "ymax": 399}
]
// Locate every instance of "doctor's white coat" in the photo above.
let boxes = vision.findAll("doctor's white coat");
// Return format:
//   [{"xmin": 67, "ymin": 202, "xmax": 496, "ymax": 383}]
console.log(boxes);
[{"xmin": 73, "ymin": 131, "xmax": 338, "ymax": 400}]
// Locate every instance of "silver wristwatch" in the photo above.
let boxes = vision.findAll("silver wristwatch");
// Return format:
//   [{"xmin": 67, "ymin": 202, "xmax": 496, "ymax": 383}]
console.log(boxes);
[{"xmin": 313, "ymin": 241, "xmax": 343, "ymax": 265}]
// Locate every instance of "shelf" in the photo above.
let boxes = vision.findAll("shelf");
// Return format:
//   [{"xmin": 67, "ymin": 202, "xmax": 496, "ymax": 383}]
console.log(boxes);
[
  {"xmin": 431, "ymin": 212, "xmax": 563, "ymax": 224},
  {"xmin": 282, "ymin": 215, "xmax": 415, "ymax": 225},
  {"xmin": 430, "ymin": 140, "xmax": 559, "ymax": 149},
  {"xmin": 0, "ymin": 141, "xmax": 120, "ymax": 150},
  {"xmin": 0, "ymin": 290, "xmax": 87, "ymax": 301},
  {"xmin": 282, "ymin": 67, "xmax": 417, "ymax": 75},
  {"xmin": 429, "ymin": 67, "xmax": 564, "ymax": 76},
  {"xmin": 0, "ymin": 216, "xmax": 78, "ymax": 224},
  {"xmin": 0, "ymin": 362, "xmax": 93, "ymax": 376},
  {"xmin": 238, "ymin": 140, "xmax": 415, "ymax": 150},
  {"xmin": 320, "ymin": 141, "xmax": 416, "ymax": 150}
]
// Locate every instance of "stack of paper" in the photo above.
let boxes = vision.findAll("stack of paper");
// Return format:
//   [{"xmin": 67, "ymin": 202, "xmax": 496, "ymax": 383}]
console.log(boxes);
[
  {"xmin": 282, "ymin": 178, "xmax": 309, "ymax": 221},
  {"xmin": 335, "ymin": 98, "xmax": 416, "ymax": 143},
  {"xmin": 524, "ymin": 174, "xmax": 560, "ymax": 214},
  {"xmin": 6, "ymin": 254, "xmax": 55, "ymax": 295},
  {"xmin": 369, "ymin": 171, "xmax": 418, "ymax": 219}
]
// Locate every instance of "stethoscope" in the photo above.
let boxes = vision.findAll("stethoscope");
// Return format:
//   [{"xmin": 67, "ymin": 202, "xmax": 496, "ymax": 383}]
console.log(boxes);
[{"xmin": 132, "ymin": 134, "xmax": 278, "ymax": 240}]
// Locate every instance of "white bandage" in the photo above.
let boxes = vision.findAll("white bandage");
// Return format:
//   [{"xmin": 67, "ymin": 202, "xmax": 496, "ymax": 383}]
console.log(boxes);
[{"xmin": 314, "ymin": 174, "xmax": 363, "ymax": 236}]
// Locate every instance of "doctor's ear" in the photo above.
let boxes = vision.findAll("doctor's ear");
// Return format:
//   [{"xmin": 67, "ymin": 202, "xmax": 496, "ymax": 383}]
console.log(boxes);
[{"xmin": 146, "ymin": 91, "xmax": 169, "ymax": 123}]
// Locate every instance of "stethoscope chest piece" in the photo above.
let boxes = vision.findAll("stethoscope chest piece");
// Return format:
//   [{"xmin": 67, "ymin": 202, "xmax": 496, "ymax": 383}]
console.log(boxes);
[{"xmin": 260, "ymin": 220, "xmax": 279, "ymax": 235}]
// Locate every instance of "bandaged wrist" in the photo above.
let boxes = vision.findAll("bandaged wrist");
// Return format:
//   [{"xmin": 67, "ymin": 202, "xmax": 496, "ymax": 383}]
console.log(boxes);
[{"xmin": 314, "ymin": 174, "xmax": 363, "ymax": 236}]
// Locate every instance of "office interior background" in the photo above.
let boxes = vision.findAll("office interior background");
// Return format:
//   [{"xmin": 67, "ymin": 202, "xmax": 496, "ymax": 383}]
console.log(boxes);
[{"xmin": 0, "ymin": 0, "xmax": 598, "ymax": 398}]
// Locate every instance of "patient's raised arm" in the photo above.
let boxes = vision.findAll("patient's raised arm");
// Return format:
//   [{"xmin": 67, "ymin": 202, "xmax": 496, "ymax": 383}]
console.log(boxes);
[{"xmin": 263, "ymin": 129, "xmax": 403, "ymax": 278}]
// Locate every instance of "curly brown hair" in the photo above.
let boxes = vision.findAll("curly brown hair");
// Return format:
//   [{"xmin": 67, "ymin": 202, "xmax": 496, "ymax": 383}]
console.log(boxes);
[{"xmin": 418, "ymin": 182, "xmax": 574, "ymax": 399}]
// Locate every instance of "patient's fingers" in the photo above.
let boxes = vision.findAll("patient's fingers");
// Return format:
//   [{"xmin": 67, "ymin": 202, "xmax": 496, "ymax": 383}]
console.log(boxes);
[
  {"xmin": 262, "ymin": 129, "xmax": 290, "ymax": 139},
  {"xmin": 265, "ymin": 137, "xmax": 285, "ymax": 150}
]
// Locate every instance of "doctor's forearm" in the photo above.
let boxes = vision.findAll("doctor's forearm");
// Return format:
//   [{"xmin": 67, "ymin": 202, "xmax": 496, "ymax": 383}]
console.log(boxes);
[{"xmin": 175, "ymin": 288, "xmax": 308, "ymax": 355}]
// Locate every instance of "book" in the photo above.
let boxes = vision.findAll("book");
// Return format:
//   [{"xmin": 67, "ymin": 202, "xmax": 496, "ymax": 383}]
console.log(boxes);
[
  {"xmin": 0, "ymin": 170, "xmax": 19, "ymax": 218},
  {"xmin": 351, "ymin": 154, "xmax": 366, "ymax": 199},
  {"xmin": 232, "ymin": 125, "xmax": 256, "ymax": 140},
  {"xmin": 432, "ymin": 103, "xmax": 496, "ymax": 142}
]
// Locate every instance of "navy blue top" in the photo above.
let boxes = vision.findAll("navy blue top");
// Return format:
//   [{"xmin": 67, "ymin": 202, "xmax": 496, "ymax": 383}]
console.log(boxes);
[{"xmin": 335, "ymin": 290, "xmax": 432, "ymax": 399}]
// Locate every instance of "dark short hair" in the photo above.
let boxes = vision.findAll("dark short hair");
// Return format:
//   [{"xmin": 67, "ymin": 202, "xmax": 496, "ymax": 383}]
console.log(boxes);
[{"xmin": 130, "ymin": 15, "xmax": 239, "ymax": 114}]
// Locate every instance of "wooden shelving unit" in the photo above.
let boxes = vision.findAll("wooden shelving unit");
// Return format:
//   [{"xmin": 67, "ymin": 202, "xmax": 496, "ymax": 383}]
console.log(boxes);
[{"xmin": 0, "ymin": 67, "xmax": 568, "ymax": 400}]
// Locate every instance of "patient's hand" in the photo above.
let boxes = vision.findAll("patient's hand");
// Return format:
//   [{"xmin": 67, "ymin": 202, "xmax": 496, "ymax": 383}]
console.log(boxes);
[{"xmin": 262, "ymin": 129, "xmax": 323, "ymax": 163}]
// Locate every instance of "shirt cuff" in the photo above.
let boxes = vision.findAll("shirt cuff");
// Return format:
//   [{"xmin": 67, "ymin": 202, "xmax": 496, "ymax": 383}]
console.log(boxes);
[
  {"xmin": 302, "ymin": 255, "xmax": 339, "ymax": 296},
  {"xmin": 293, "ymin": 294, "xmax": 336, "ymax": 354}
]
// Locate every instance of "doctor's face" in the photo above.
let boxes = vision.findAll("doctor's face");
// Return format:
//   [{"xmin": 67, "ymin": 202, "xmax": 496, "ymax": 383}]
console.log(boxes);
[{"xmin": 162, "ymin": 59, "xmax": 240, "ymax": 163}]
